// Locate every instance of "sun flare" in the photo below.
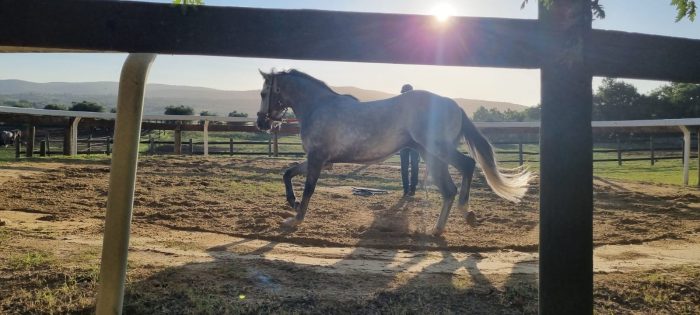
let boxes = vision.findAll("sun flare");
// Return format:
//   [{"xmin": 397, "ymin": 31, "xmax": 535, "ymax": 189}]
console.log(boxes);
[{"xmin": 432, "ymin": 3, "xmax": 454, "ymax": 23}]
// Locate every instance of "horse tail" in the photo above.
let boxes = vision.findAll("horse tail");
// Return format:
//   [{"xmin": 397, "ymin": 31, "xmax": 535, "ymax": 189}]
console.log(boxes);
[{"xmin": 461, "ymin": 112, "xmax": 531, "ymax": 202}]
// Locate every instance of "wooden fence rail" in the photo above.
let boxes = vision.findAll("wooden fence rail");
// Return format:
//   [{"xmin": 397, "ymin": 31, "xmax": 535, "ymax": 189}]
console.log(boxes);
[{"xmin": 14, "ymin": 133, "xmax": 697, "ymax": 167}]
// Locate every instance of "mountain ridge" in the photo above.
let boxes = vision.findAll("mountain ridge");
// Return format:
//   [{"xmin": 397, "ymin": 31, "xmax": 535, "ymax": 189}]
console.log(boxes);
[{"xmin": 0, "ymin": 79, "xmax": 527, "ymax": 117}]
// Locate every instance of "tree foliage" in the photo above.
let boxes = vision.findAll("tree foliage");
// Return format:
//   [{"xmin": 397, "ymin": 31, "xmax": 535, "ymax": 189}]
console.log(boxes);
[
  {"xmin": 69, "ymin": 101, "xmax": 105, "ymax": 112},
  {"xmin": 44, "ymin": 104, "xmax": 67, "ymax": 110},
  {"xmin": 672, "ymin": 0, "xmax": 697, "ymax": 21},
  {"xmin": 199, "ymin": 110, "xmax": 218, "ymax": 116},
  {"xmin": 227, "ymin": 110, "xmax": 248, "ymax": 118},
  {"xmin": 522, "ymin": 0, "xmax": 695, "ymax": 22},
  {"xmin": 474, "ymin": 79, "xmax": 700, "ymax": 122},
  {"xmin": 164, "ymin": 105, "xmax": 194, "ymax": 115}
]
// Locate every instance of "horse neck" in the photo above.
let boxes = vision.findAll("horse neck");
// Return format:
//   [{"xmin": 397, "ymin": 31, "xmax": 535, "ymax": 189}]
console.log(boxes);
[{"xmin": 284, "ymin": 78, "xmax": 340, "ymax": 118}]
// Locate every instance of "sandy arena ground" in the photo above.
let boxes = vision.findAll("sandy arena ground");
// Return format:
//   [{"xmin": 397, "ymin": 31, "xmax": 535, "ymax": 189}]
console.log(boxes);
[{"xmin": 1, "ymin": 157, "xmax": 699, "ymax": 314}]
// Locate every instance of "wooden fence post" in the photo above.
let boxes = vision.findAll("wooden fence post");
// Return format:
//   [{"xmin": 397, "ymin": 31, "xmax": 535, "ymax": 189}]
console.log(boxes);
[
  {"xmin": 63, "ymin": 117, "xmax": 81, "ymax": 156},
  {"xmin": 616, "ymin": 135, "xmax": 622, "ymax": 166},
  {"xmin": 39, "ymin": 140, "xmax": 46, "ymax": 156},
  {"xmin": 15, "ymin": 133, "xmax": 20, "ymax": 159},
  {"xmin": 273, "ymin": 130, "xmax": 279, "ymax": 157},
  {"xmin": 189, "ymin": 138, "xmax": 194, "ymax": 155},
  {"xmin": 148, "ymin": 135, "xmax": 154, "ymax": 155},
  {"xmin": 518, "ymin": 139, "xmax": 524, "ymax": 166},
  {"xmin": 203, "ymin": 120, "xmax": 209, "ymax": 157},
  {"xmin": 45, "ymin": 134, "xmax": 51, "ymax": 156},
  {"xmin": 26, "ymin": 125, "xmax": 35, "ymax": 158},
  {"xmin": 229, "ymin": 138, "xmax": 234, "ymax": 156},
  {"xmin": 87, "ymin": 134, "xmax": 92, "ymax": 155},
  {"xmin": 174, "ymin": 125, "xmax": 182, "ymax": 155},
  {"xmin": 538, "ymin": 1, "xmax": 593, "ymax": 313},
  {"xmin": 267, "ymin": 135, "xmax": 272, "ymax": 157},
  {"xmin": 681, "ymin": 126, "xmax": 690, "ymax": 186},
  {"xmin": 106, "ymin": 137, "xmax": 111, "ymax": 155},
  {"xmin": 650, "ymin": 135, "xmax": 655, "ymax": 166}
]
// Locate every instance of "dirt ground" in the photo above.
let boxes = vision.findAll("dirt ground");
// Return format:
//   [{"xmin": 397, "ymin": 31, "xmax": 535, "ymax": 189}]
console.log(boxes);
[{"xmin": 1, "ymin": 157, "xmax": 699, "ymax": 314}]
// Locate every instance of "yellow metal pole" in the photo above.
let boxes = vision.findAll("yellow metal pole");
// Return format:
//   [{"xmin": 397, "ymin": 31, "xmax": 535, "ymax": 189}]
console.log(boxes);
[{"xmin": 96, "ymin": 53, "xmax": 156, "ymax": 315}]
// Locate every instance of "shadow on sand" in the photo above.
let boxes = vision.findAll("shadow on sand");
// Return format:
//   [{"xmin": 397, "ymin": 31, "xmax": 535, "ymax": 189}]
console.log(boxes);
[{"xmin": 122, "ymin": 195, "xmax": 538, "ymax": 314}]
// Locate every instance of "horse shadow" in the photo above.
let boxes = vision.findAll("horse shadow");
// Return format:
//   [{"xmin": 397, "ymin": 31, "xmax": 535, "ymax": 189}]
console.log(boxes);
[{"xmin": 122, "ymin": 193, "xmax": 539, "ymax": 313}]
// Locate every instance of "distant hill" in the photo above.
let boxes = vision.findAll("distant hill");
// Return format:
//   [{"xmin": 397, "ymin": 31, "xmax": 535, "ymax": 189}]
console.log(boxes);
[{"xmin": 0, "ymin": 80, "xmax": 526, "ymax": 117}]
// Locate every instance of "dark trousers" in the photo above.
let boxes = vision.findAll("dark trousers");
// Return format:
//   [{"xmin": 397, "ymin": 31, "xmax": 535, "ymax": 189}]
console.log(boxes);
[{"xmin": 400, "ymin": 148, "xmax": 420, "ymax": 195}]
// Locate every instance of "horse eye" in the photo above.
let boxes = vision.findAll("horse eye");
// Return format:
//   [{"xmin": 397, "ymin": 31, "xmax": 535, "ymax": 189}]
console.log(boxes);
[{"xmin": 275, "ymin": 87, "xmax": 280, "ymax": 93}]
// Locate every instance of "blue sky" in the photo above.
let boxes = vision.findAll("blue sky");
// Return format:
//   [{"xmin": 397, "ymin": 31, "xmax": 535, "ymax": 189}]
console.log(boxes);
[{"xmin": 1, "ymin": 0, "xmax": 698, "ymax": 106}]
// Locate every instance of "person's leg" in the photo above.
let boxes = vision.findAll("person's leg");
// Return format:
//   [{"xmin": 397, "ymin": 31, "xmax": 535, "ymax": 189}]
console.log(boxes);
[
  {"xmin": 409, "ymin": 149, "xmax": 420, "ymax": 196},
  {"xmin": 400, "ymin": 148, "xmax": 410, "ymax": 196}
]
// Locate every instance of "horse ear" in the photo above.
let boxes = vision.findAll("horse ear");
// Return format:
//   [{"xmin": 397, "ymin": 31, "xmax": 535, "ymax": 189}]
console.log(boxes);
[{"xmin": 258, "ymin": 69, "xmax": 270, "ymax": 80}]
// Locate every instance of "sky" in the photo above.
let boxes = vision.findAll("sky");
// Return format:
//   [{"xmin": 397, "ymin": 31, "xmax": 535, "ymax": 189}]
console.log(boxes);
[{"xmin": 0, "ymin": 0, "xmax": 699, "ymax": 107}]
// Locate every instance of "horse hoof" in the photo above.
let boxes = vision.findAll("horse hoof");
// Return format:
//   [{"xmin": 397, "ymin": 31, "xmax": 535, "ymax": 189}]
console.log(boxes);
[
  {"xmin": 282, "ymin": 217, "xmax": 301, "ymax": 227},
  {"xmin": 465, "ymin": 211, "xmax": 477, "ymax": 226}
]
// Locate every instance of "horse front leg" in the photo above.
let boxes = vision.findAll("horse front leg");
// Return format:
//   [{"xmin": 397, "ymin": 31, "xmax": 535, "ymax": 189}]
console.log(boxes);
[
  {"xmin": 283, "ymin": 161, "xmax": 307, "ymax": 208},
  {"xmin": 282, "ymin": 155, "xmax": 325, "ymax": 227}
]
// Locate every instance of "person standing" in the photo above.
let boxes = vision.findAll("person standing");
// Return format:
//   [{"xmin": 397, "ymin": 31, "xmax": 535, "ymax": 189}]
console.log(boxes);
[{"xmin": 399, "ymin": 84, "xmax": 420, "ymax": 196}]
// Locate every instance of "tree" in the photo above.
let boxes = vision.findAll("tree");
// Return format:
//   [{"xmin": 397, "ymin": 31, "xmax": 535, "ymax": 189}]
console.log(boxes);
[
  {"xmin": 164, "ymin": 105, "xmax": 194, "ymax": 115},
  {"xmin": 592, "ymin": 78, "xmax": 643, "ymax": 120},
  {"xmin": 649, "ymin": 82, "xmax": 700, "ymax": 118},
  {"xmin": 522, "ymin": 0, "xmax": 695, "ymax": 21},
  {"xmin": 44, "ymin": 104, "xmax": 67, "ymax": 110},
  {"xmin": 227, "ymin": 110, "xmax": 248, "ymax": 118},
  {"xmin": 200, "ymin": 111, "xmax": 218, "ymax": 116},
  {"xmin": 69, "ymin": 101, "xmax": 105, "ymax": 112}
]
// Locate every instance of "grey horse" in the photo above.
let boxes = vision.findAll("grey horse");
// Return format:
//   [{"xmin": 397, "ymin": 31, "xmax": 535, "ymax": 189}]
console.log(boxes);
[{"xmin": 256, "ymin": 69, "xmax": 530, "ymax": 236}]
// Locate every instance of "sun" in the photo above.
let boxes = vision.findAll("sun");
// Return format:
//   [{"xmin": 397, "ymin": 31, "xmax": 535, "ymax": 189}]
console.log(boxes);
[{"xmin": 431, "ymin": 3, "xmax": 455, "ymax": 23}]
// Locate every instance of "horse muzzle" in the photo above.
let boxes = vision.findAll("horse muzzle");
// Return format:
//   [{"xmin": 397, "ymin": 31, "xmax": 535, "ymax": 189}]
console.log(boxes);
[{"xmin": 256, "ymin": 112, "xmax": 272, "ymax": 130}]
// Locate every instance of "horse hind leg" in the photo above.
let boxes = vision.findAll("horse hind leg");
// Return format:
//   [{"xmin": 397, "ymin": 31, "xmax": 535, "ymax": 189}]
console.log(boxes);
[
  {"xmin": 447, "ymin": 149, "xmax": 477, "ymax": 225},
  {"xmin": 425, "ymin": 155, "xmax": 457, "ymax": 236}
]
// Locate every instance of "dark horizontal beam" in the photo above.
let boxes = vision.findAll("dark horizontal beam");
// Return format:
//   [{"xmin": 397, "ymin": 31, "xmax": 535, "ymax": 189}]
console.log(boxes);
[
  {"xmin": 590, "ymin": 30, "xmax": 700, "ymax": 83},
  {"xmin": 1, "ymin": 0, "xmax": 699, "ymax": 83},
  {"xmin": 0, "ymin": 0, "xmax": 540, "ymax": 69}
]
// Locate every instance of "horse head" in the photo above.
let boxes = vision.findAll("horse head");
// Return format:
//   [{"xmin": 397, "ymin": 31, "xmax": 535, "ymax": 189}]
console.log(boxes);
[{"xmin": 256, "ymin": 70, "xmax": 289, "ymax": 131}]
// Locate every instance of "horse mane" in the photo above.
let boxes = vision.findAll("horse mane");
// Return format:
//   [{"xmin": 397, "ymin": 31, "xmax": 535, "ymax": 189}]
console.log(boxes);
[{"xmin": 274, "ymin": 69, "xmax": 359, "ymax": 101}]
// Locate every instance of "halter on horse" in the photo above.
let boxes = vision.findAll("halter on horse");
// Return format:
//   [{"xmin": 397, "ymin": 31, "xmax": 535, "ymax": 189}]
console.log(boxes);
[{"xmin": 256, "ymin": 69, "xmax": 530, "ymax": 236}]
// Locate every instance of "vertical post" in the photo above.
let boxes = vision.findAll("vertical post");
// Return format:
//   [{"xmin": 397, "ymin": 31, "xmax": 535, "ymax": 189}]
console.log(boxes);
[
  {"xmin": 229, "ymin": 138, "xmax": 234, "ymax": 156},
  {"xmin": 189, "ymin": 138, "xmax": 194, "ymax": 155},
  {"xmin": 26, "ymin": 125, "xmax": 35, "ymax": 158},
  {"xmin": 45, "ymin": 134, "xmax": 51, "ymax": 156},
  {"xmin": 273, "ymin": 130, "xmax": 279, "ymax": 157},
  {"xmin": 14, "ymin": 133, "xmax": 20, "ymax": 159},
  {"xmin": 87, "ymin": 134, "xmax": 92, "ymax": 155},
  {"xmin": 148, "ymin": 135, "xmax": 154, "ymax": 155},
  {"xmin": 106, "ymin": 137, "xmax": 111, "ymax": 155},
  {"xmin": 96, "ymin": 53, "xmax": 156, "ymax": 315},
  {"xmin": 268, "ymin": 135, "xmax": 272, "ymax": 157},
  {"xmin": 697, "ymin": 129, "xmax": 699, "ymax": 187},
  {"xmin": 616, "ymin": 135, "xmax": 622, "ymax": 166},
  {"xmin": 538, "ymin": 1, "xmax": 593, "ymax": 314},
  {"xmin": 203, "ymin": 120, "xmax": 209, "ymax": 157},
  {"xmin": 40, "ymin": 140, "xmax": 46, "ymax": 157},
  {"xmin": 681, "ymin": 126, "xmax": 690, "ymax": 186},
  {"xmin": 518, "ymin": 139, "xmax": 524, "ymax": 166},
  {"xmin": 650, "ymin": 135, "xmax": 655, "ymax": 166},
  {"xmin": 67, "ymin": 117, "xmax": 81, "ymax": 156},
  {"xmin": 174, "ymin": 125, "xmax": 182, "ymax": 155}
]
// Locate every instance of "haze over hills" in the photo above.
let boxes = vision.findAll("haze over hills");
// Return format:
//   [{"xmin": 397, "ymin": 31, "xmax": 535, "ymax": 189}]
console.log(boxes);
[{"xmin": 0, "ymin": 79, "xmax": 527, "ymax": 117}]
